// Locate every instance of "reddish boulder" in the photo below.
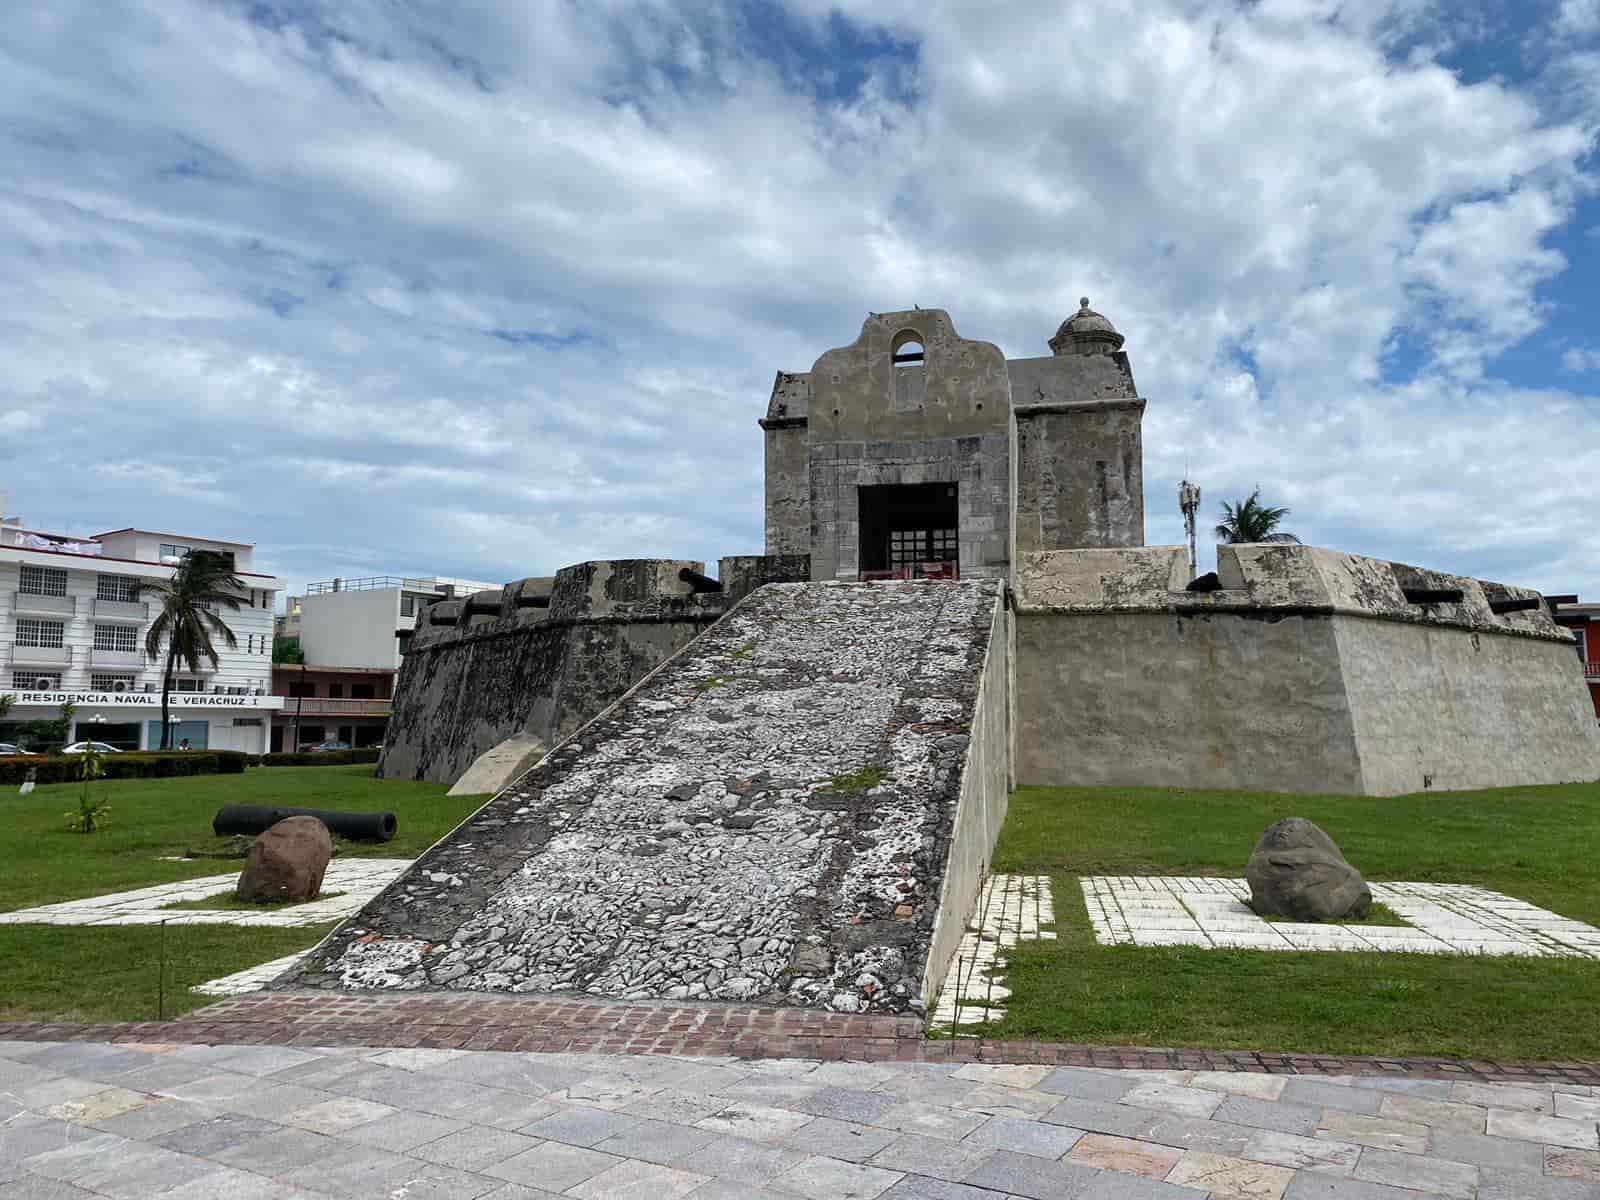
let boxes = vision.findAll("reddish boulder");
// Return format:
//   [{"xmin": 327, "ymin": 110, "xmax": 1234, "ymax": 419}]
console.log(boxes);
[{"xmin": 237, "ymin": 815, "xmax": 332, "ymax": 903}]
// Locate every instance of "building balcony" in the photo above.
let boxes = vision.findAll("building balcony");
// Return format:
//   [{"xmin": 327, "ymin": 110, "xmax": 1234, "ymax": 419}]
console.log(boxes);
[
  {"xmin": 275, "ymin": 697, "xmax": 392, "ymax": 719},
  {"xmin": 9, "ymin": 643, "xmax": 71, "ymax": 667},
  {"xmin": 92, "ymin": 597, "xmax": 149, "ymax": 621},
  {"xmin": 12, "ymin": 591, "xmax": 75, "ymax": 617},
  {"xmin": 1586, "ymin": 660, "xmax": 1600, "ymax": 681},
  {"xmin": 90, "ymin": 648, "xmax": 145, "ymax": 669}
]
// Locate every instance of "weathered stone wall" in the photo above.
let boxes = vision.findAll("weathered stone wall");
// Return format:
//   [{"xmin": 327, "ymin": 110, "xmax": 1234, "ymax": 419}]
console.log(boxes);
[
  {"xmin": 377, "ymin": 560, "xmax": 730, "ymax": 786},
  {"xmin": 719, "ymin": 553, "xmax": 812, "ymax": 604},
  {"xmin": 808, "ymin": 437, "xmax": 1011, "ymax": 581},
  {"xmin": 762, "ymin": 371, "xmax": 811, "ymax": 556},
  {"xmin": 1009, "ymin": 348, "xmax": 1144, "ymax": 552},
  {"xmin": 292, "ymin": 579, "xmax": 1003, "ymax": 1016},
  {"xmin": 1012, "ymin": 544, "xmax": 1600, "ymax": 795},
  {"xmin": 924, "ymin": 586, "xmax": 1010, "ymax": 1012},
  {"xmin": 790, "ymin": 310, "xmax": 1013, "ymax": 582}
]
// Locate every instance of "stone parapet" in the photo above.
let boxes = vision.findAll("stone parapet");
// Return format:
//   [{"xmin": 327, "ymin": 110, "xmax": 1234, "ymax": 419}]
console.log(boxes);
[
  {"xmin": 1015, "ymin": 544, "xmax": 1571, "ymax": 643},
  {"xmin": 1011, "ymin": 545, "xmax": 1600, "ymax": 795}
]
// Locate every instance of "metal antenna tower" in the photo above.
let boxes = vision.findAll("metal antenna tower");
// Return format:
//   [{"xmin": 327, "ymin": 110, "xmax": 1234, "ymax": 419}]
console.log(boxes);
[{"xmin": 1179, "ymin": 479, "xmax": 1201, "ymax": 578}]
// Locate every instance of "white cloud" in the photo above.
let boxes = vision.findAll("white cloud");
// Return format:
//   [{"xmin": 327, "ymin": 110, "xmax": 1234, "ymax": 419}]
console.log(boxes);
[
  {"xmin": 1563, "ymin": 347, "xmax": 1600, "ymax": 371},
  {"xmin": 0, "ymin": 0, "xmax": 1597, "ymax": 599}
]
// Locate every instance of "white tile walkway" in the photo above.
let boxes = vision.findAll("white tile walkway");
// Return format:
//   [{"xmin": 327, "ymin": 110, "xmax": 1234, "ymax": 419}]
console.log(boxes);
[
  {"xmin": 1083, "ymin": 876, "xmax": 1600, "ymax": 957},
  {"xmin": 0, "ymin": 858, "xmax": 412, "ymax": 929},
  {"xmin": 193, "ymin": 952, "xmax": 312, "ymax": 996},
  {"xmin": 932, "ymin": 873, "xmax": 1054, "ymax": 1031}
]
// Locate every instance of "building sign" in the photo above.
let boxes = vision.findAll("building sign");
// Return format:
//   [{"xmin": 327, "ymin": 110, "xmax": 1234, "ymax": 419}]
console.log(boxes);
[{"xmin": 6, "ymin": 691, "xmax": 286, "ymax": 710}]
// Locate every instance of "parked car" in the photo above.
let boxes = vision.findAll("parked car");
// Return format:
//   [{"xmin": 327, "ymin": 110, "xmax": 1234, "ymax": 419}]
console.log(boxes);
[
  {"xmin": 302, "ymin": 740, "xmax": 352, "ymax": 753},
  {"xmin": 61, "ymin": 741, "xmax": 121, "ymax": 755},
  {"xmin": 0, "ymin": 743, "xmax": 25, "ymax": 755}
]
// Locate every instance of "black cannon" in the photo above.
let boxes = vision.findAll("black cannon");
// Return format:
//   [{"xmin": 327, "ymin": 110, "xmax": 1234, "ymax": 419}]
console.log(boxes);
[
  {"xmin": 678, "ymin": 567, "xmax": 723, "ymax": 594},
  {"xmin": 1402, "ymin": 586, "xmax": 1465, "ymax": 605},
  {"xmin": 213, "ymin": 804, "xmax": 397, "ymax": 842}
]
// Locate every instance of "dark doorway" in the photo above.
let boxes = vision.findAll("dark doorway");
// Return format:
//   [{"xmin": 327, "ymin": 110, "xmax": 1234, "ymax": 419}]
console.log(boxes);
[{"xmin": 859, "ymin": 483, "xmax": 959, "ymax": 576}]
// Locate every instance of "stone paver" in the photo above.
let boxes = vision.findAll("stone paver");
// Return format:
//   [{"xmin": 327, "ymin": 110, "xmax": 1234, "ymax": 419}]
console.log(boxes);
[
  {"xmin": 3, "ymin": 1037, "xmax": 1600, "ymax": 1199},
  {"xmin": 1083, "ymin": 876, "xmax": 1600, "ymax": 957}
]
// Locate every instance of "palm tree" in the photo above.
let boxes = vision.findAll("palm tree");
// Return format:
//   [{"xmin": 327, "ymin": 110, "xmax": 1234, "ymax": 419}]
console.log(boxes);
[
  {"xmin": 1215, "ymin": 488, "xmax": 1300, "ymax": 545},
  {"xmin": 139, "ymin": 551, "xmax": 245, "ymax": 749}
]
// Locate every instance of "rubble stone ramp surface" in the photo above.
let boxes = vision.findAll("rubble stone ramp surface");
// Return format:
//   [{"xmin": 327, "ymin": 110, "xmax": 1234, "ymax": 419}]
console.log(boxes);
[{"xmin": 289, "ymin": 578, "xmax": 1002, "ymax": 1015}]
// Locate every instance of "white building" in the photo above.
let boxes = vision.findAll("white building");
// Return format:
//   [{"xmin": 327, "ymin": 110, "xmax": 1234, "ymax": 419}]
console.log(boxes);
[
  {"xmin": 0, "ymin": 519, "xmax": 285, "ymax": 753},
  {"xmin": 285, "ymin": 575, "xmax": 498, "ymax": 671}
]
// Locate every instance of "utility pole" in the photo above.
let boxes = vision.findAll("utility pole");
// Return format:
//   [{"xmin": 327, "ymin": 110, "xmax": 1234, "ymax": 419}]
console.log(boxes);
[{"xmin": 1179, "ymin": 479, "xmax": 1202, "ymax": 579}]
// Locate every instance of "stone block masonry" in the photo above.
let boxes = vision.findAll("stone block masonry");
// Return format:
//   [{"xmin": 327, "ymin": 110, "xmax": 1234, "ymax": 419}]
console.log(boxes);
[{"xmin": 290, "ymin": 579, "xmax": 1004, "ymax": 1016}]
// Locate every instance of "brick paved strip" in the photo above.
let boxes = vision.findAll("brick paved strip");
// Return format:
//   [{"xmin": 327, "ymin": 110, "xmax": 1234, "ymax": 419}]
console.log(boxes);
[{"xmin": 1, "ymin": 989, "xmax": 1597, "ymax": 1085}]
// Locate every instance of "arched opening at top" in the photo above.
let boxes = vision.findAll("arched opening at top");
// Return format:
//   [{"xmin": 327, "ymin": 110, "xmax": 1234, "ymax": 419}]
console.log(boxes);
[{"xmin": 892, "ymin": 331, "xmax": 924, "ymax": 367}]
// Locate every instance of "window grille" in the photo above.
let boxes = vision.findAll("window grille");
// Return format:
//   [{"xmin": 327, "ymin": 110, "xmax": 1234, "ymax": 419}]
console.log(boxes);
[
  {"xmin": 173, "ymin": 677, "xmax": 204, "ymax": 692},
  {"xmin": 16, "ymin": 618, "xmax": 65, "ymax": 648},
  {"xmin": 19, "ymin": 565, "xmax": 68, "ymax": 596},
  {"xmin": 13, "ymin": 671, "xmax": 60, "ymax": 689},
  {"xmin": 887, "ymin": 528, "xmax": 959, "ymax": 568},
  {"xmin": 91, "ymin": 674, "xmax": 137, "ymax": 691},
  {"xmin": 93, "ymin": 624, "xmax": 139, "ymax": 653},
  {"xmin": 159, "ymin": 544, "xmax": 191, "ymax": 560},
  {"xmin": 96, "ymin": 574, "xmax": 141, "ymax": 602}
]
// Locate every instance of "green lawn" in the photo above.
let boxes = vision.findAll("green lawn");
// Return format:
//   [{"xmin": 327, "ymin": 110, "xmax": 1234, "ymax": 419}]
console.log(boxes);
[
  {"xmin": 1, "ymin": 764, "xmax": 485, "ymax": 911},
  {"xmin": 976, "ymin": 783, "xmax": 1600, "ymax": 1061},
  {"xmin": 0, "ymin": 765, "xmax": 486, "ymax": 1021}
]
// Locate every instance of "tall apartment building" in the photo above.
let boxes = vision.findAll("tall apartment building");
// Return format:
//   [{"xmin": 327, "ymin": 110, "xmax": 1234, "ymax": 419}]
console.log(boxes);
[
  {"xmin": 0, "ymin": 518, "xmax": 284, "ymax": 753},
  {"xmin": 270, "ymin": 574, "xmax": 496, "ymax": 751}
]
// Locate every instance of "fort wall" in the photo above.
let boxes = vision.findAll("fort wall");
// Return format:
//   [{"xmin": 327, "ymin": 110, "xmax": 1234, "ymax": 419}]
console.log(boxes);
[{"xmin": 1012, "ymin": 544, "xmax": 1600, "ymax": 795}]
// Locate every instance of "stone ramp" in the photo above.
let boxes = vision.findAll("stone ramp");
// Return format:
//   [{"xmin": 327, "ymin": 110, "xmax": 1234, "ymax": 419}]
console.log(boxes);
[{"xmin": 289, "ymin": 579, "xmax": 1003, "ymax": 1015}]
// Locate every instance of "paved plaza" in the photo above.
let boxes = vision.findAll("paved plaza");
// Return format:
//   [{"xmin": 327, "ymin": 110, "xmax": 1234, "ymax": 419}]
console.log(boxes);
[
  {"xmin": 3, "ymin": 1035, "xmax": 1598, "ymax": 1199},
  {"xmin": 0, "ymin": 860, "xmax": 413, "ymax": 929},
  {"xmin": 1082, "ymin": 878, "xmax": 1600, "ymax": 957}
]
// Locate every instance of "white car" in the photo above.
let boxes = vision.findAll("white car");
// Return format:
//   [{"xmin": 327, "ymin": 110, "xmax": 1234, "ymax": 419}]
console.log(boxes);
[{"xmin": 61, "ymin": 741, "xmax": 121, "ymax": 755}]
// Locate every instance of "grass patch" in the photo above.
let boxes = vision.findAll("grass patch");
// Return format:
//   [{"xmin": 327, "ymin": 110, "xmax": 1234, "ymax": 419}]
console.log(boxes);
[
  {"xmin": 160, "ymin": 890, "xmax": 347, "ymax": 913},
  {"xmin": 0, "ymin": 923, "xmax": 334, "ymax": 1023},
  {"xmin": 0, "ymin": 765, "xmax": 486, "ymax": 1024},
  {"xmin": 973, "ymin": 781, "xmax": 1600, "ymax": 1061},
  {"xmin": 829, "ymin": 765, "xmax": 887, "ymax": 793},
  {"xmin": 1247, "ymin": 901, "xmax": 1410, "ymax": 927},
  {"xmin": 0, "ymin": 764, "xmax": 485, "ymax": 912}
]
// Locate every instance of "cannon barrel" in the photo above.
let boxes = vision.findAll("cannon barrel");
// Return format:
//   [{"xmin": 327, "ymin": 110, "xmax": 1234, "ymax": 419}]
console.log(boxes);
[
  {"xmin": 678, "ymin": 567, "xmax": 723, "ymax": 594},
  {"xmin": 1402, "ymin": 587, "xmax": 1464, "ymax": 605},
  {"xmin": 213, "ymin": 804, "xmax": 397, "ymax": 842},
  {"xmin": 1489, "ymin": 597, "xmax": 1542, "ymax": 614}
]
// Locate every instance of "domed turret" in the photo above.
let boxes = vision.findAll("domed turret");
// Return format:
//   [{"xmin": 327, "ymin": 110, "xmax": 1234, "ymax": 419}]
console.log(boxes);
[{"xmin": 1049, "ymin": 297, "xmax": 1124, "ymax": 356}]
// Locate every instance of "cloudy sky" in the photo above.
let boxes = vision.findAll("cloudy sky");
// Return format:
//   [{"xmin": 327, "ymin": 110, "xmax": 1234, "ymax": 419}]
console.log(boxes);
[{"xmin": 2, "ymin": 0, "xmax": 1598, "ymax": 600}]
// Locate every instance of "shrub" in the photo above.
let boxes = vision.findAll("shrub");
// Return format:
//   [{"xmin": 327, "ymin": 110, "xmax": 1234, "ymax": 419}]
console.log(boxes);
[
  {"xmin": 253, "ymin": 748, "xmax": 380, "ymax": 768},
  {"xmin": 0, "ymin": 751, "xmax": 233, "ymax": 786}
]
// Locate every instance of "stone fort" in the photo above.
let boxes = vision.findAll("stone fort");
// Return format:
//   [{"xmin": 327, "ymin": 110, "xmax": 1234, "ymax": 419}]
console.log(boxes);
[{"xmin": 294, "ymin": 300, "xmax": 1600, "ymax": 1015}]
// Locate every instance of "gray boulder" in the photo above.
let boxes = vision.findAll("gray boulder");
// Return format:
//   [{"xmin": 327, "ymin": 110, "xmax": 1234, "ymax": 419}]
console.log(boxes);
[
  {"xmin": 237, "ymin": 815, "xmax": 332, "ymax": 903},
  {"xmin": 1246, "ymin": 818, "xmax": 1371, "ymax": 922}
]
